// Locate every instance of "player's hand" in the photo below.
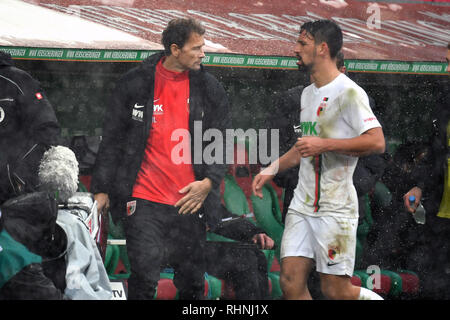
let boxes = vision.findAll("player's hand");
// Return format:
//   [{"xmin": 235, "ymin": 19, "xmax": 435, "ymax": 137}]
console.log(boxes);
[
  {"xmin": 295, "ymin": 136, "xmax": 327, "ymax": 157},
  {"xmin": 252, "ymin": 171, "xmax": 275, "ymax": 199},
  {"xmin": 252, "ymin": 233, "xmax": 275, "ymax": 250},
  {"xmin": 175, "ymin": 178, "xmax": 212, "ymax": 214}
]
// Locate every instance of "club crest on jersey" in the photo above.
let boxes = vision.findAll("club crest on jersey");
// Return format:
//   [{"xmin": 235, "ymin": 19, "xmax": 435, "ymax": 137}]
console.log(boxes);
[
  {"xmin": 328, "ymin": 249, "xmax": 336, "ymax": 260},
  {"xmin": 317, "ymin": 97, "xmax": 328, "ymax": 116},
  {"xmin": 328, "ymin": 243, "xmax": 339, "ymax": 260},
  {"xmin": 132, "ymin": 103, "xmax": 144, "ymax": 122},
  {"xmin": 126, "ymin": 200, "xmax": 137, "ymax": 216}
]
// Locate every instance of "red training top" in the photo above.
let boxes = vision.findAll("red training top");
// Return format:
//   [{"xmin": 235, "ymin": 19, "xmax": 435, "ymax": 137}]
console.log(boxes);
[{"xmin": 132, "ymin": 58, "xmax": 196, "ymax": 205}]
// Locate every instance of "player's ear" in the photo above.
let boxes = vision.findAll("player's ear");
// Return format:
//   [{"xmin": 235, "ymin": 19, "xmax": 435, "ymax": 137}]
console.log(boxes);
[{"xmin": 318, "ymin": 42, "xmax": 328, "ymax": 57}]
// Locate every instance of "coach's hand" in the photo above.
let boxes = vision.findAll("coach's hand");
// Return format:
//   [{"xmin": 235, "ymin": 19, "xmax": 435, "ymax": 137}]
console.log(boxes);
[{"xmin": 175, "ymin": 178, "xmax": 212, "ymax": 214}]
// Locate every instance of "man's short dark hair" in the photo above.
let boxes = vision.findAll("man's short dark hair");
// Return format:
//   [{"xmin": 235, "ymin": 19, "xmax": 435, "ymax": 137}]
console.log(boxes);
[
  {"xmin": 300, "ymin": 20, "xmax": 343, "ymax": 59},
  {"xmin": 336, "ymin": 51, "xmax": 345, "ymax": 69},
  {"xmin": 161, "ymin": 18, "xmax": 205, "ymax": 56}
]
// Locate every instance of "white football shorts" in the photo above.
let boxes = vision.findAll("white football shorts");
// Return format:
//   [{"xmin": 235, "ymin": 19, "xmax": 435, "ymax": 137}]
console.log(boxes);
[{"xmin": 280, "ymin": 209, "xmax": 358, "ymax": 276}]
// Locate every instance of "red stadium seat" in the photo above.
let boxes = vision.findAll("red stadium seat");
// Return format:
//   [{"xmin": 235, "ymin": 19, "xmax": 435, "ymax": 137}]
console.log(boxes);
[
  {"xmin": 154, "ymin": 278, "xmax": 178, "ymax": 300},
  {"xmin": 351, "ymin": 275, "xmax": 362, "ymax": 287},
  {"xmin": 397, "ymin": 270, "xmax": 420, "ymax": 294}
]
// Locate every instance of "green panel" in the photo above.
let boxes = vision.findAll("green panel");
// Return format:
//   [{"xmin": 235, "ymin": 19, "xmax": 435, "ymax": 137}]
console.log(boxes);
[
  {"xmin": 205, "ymin": 274, "xmax": 223, "ymax": 300},
  {"xmin": 251, "ymin": 185, "xmax": 284, "ymax": 262},
  {"xmin": 0, "ymin": 230, "xmax": 43, "ymax": 288},
  {"xmin": 345, "ymin": 60, "xmax": 447, "ymax": 75},
  {"xmin": 104, "ymin": 243, "xmax": 120, "ymax": 276},
  {"xmin": 223, "ymin": 174, "xmax": 250, "ymax": 215},
  {"xmin": 268, "ymin": 272, "xmax": 283, "ymax": 299},
  {"xmin": 1, "ymin": 46, "xmax": 447, "ymax": 74}
]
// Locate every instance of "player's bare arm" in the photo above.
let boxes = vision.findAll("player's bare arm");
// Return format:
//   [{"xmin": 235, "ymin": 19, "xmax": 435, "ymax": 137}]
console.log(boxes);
[
  {"xmin": 295, "ymin": 127, "xmax": 385, "ymax": 157},
  {"xmin": 252, "ymin": 145, "xmax": 302, "ymax": 198}
]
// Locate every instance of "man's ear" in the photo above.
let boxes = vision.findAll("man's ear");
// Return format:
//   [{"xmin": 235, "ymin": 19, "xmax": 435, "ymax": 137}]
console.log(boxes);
[
  {"xmin": 318, "ymin": 42, "xmax": 329, "ymax": 57},
  {"xmin": 170, "ymin": 43, "xmax": 179, "ymax": 57}
]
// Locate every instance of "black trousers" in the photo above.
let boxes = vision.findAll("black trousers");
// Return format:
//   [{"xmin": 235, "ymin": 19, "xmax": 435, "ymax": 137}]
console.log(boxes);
[
  {"xmin": 205, "ymin": 241, "xmax": 270, "ymax": 300},
  {"xmin": 124, "ymin": 198, "xmax": 206, "ymax": 300}
]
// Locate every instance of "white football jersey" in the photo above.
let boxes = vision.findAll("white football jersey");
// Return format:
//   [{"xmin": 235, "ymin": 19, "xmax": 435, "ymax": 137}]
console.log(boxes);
[{"xmin": 289, "ymin": 73, "xmax": 381, "ymax": 219}]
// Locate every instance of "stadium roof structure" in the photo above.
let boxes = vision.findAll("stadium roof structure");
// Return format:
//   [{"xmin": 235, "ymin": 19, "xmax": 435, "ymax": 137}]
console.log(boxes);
[{"xmin": 0, "ymin": 0, "xmax": 449, "ymax": 74}]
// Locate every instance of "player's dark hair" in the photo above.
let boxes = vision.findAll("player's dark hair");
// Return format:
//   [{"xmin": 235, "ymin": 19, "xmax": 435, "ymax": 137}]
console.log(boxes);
[
  {"xmin": 300, "ymin": 20, "xmax": 343, "ymax": 59},
  {"xmin": 336, "ymin": 50, "xmax": 345, "ymax": 69}
]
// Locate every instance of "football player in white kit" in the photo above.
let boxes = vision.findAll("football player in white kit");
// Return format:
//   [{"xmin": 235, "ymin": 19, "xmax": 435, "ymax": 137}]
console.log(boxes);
[{"xmin": 252, "ymin": 20, "xmax": 385, "ymax": 300}]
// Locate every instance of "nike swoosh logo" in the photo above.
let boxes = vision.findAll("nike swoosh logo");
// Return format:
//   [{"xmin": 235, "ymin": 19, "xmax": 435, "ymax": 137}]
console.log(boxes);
[
  {"xmin": 293, "ymin": 125, "xmax": 302, "ymax": 137},
  {"xmin": 134, "ymin": 103, "xmax": 144, "ymax": 109},
  {"xmin": 327, "ymin": 262, "xmax": 340, "ymax": 266}
]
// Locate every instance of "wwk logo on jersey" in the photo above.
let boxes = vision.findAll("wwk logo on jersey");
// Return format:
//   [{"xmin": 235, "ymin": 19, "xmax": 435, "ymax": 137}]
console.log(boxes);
[
  {"xmin": 153, "ymin": 103, "xmax": 164, "ymax": 115},
  {"xmin": 153, "ymin": 97, "xmax": 164, "ymax": 116},
  {"xmin": 132, "ymin": 103, "xmax": 144, "ymax": 122},
  {"xmin": 300, "ymin": 121, "xmax": 318, "ymax": 136}
]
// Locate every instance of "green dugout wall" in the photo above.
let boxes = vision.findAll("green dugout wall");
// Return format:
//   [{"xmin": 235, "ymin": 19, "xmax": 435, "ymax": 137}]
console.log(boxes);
[{"xmin": 7, "ymin": 49, "xmax": 447, "ymax": 156}]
